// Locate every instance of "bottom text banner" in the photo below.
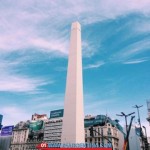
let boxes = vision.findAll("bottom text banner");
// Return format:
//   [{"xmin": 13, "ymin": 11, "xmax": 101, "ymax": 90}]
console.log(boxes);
[{"xmin": 37, "ymin": 148, "xmax": 112, "ymax": 150}]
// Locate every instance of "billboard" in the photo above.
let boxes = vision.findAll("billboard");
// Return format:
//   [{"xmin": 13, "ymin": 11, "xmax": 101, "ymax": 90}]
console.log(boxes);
[
  {"xmin": 50, "ymin": 109, "xmax": 64, "ymax": 118},
  {"xmin": 1, "ymin": 125, "xmax": 14, "ymax": 136},
  {"xmin": 29, "ymin": 120, "xmax": 43, "ymax": 131}
]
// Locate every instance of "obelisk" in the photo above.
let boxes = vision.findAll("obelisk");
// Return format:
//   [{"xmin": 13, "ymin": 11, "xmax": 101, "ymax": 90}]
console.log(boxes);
[{"xmin": 61, "ymin": 22, "xmax": 85, "ymax": 144}]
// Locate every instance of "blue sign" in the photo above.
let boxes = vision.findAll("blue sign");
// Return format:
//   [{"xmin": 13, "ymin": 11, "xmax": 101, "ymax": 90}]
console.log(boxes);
[
  {"xmin": 50, "ymin": 109, "xmax": 64, "ymax": 118},
  {"xmin": 1, "ymin": 126, "xmax": 14, "ymax": 136}
]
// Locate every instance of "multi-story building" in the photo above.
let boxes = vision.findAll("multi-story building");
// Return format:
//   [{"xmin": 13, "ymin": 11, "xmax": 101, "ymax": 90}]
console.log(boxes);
[
  {"xmin": 43, "ymin": 111, "xmax": 124, "ymax": 150},
  {"xmin": 10, "ymin": 111, "xmax": 124, "ymax": 150},
  {"xmin": 44, "ymin": 118, "xmax": 63, "ymax": 143},
  {"xmin": 10, "ymin": 113, "xmax": 46, "ymax": 150},
  {"xmin": 10, "ymin": 121, "xmax": 29, "ymax": 150},
  {"xmin": 44, "ymin": 109, "xmax": 63, "ymax": 143},
  {"xmin": 84, "ymin": 115, "xmax": 124, "ymax": 150}
]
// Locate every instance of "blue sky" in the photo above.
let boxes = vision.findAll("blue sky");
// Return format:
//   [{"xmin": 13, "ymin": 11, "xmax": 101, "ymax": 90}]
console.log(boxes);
[{"xmin": 0, "ymin": 0, "xmax": 150, "ymax": 135}]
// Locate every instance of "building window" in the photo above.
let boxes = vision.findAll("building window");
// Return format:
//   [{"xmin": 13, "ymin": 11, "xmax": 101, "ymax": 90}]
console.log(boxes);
[{"xmin": 90, "ymin": 138, "xmax": 92, "ymax": 143}]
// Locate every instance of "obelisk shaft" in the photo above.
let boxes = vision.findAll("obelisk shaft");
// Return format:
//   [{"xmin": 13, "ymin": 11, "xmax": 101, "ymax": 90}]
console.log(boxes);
[{"xmin": 61, "ymin": 22, "xmax": 85, "ymax": 144}]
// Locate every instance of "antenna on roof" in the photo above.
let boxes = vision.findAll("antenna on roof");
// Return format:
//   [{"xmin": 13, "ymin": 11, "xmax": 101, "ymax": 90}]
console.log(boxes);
[{"xmin": 105, "ymin": 109, "xmax": 108, "ymax": 124}]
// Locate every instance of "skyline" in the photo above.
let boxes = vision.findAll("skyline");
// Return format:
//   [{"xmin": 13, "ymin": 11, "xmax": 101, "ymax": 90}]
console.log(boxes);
[{"xmin": 0, "ymin": 0, "xmax": 150, "ymax": 136}]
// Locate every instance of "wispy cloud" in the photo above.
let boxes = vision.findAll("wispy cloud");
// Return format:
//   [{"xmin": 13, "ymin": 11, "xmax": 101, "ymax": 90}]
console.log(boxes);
[
  {"xmin": 111, "ymin": 38, "xmax": 150, "ymax": 62},
  {"xmin": 82, "ymin": 41, "xmax": 99, "ymax": 57},
  {"xmin": 29, "ymin": 37, "xmax": 68, "ymax": 54},
  {"xmin": 1, "ymin": 106, "xmax": 31, "ymax": 126},
  {"xmin": 0, "ymin": 0, "xmax": 150, "ymax": 55},
  {"xmin": 0, "ymin": 74, "xmax": 50, "ymax": 93},
  {"xmin": 122, "ymin": 39, "xmax": 150, "ymax": 58},
  {"xmin": 123, "ymin": 58, "xmax": 149, "ymax": 64},
  {"xmin": 84, "ymin": 61, "xmax": 105, "ymax": 69},
  {"xmin": 0, "ymin": 58, "xmax": 53, "ymax": 93}
]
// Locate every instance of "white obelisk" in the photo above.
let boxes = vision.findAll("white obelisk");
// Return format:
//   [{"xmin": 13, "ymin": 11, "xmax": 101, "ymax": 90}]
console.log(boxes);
[{"xmin": 61, "ymin": 22, "xmax": 85, "ymax": 144}]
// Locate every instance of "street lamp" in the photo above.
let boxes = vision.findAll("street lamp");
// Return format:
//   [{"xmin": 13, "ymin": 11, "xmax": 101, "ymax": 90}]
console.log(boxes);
[
  {"xmin": 116, "ymin": 112, "xmax": 135, "ymax": 150},
  {"xmin": 116, "ymin": 112, "xmax": 135, "ymax": 134}
]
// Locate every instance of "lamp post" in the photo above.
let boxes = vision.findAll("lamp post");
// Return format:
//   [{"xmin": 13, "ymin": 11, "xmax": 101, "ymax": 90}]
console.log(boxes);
[{"xmin": 116, "ymin": 112, "xmax": 135, "ymax": 150}]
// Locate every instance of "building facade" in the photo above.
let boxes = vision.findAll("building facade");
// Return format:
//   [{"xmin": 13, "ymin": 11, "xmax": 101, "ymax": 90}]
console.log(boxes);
[
  {"xmin": 10, "ymin": 113, "xmax": 46, "ymax": 150},
  {"xmin": 10, "ymin": 122, "xmax": 29, "ymax": 150},
  {"xmin": 43, "ymin": 112, "xmax": 124, "ymax": 149},
  {"xmin": 10, "ymin": 112, "xmax": 124, "ymax": 150},
  {"xmin": 44, "ymin": 118, "xmax": 63, "ymax": 143},
  {"xmin": 84, "ymin": 115, "xmax": 124, "ymax": 150},
  {"xmin": 44, "ymin": 109, "xmax": 63, "ymax": 143}
]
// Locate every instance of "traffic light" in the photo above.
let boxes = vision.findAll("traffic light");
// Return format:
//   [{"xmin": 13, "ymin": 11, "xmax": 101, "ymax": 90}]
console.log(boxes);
[{"xmin": 89, "ymin": 126, "xmax": 94, "ymax": 137}]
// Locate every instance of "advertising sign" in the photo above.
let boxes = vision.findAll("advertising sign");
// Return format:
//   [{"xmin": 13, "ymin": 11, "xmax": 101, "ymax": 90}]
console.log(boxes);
[
  {"xmin": 1, "ymin": 125, "xmax": 14, "ymax": 136},
  {"xmin": 50, "ymin": 109, "xmax": 64, "ymax": 118},
  {"xmin": 29, "ymin": 120, "xmax": 43, "ymax": 131}
]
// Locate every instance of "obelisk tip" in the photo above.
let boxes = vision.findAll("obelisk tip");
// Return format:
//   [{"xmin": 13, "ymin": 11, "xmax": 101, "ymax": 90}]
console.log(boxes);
[{"xmin": 71, "ymin": 21, "xmax": 81, "ymax": 30}]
